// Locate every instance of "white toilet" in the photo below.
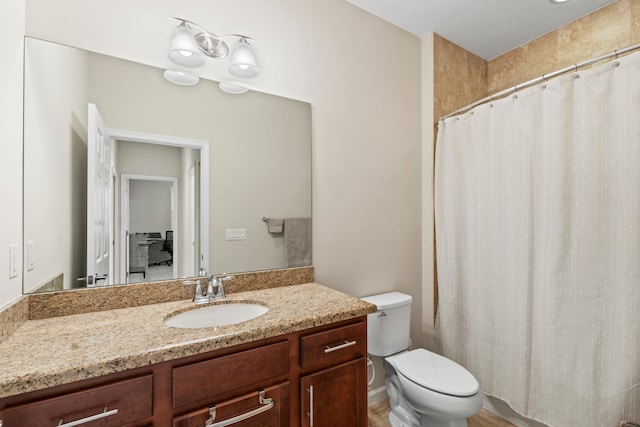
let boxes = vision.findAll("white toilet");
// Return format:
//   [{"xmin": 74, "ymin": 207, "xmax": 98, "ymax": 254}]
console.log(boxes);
[{"xmin": 362, "ymin": 292, "xmax": 482, "ymax": 427}]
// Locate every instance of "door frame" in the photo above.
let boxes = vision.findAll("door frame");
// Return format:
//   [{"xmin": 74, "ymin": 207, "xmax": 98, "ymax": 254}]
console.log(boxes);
[{"xmin": 109, "ymin": 128, "xmax": 210, "ymax": 283}]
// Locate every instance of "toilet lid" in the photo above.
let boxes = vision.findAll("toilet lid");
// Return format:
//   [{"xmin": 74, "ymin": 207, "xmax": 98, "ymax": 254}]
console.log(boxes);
[{"xmin": 392, "ymin": 349, "xmax": 479, "ymax": 397}]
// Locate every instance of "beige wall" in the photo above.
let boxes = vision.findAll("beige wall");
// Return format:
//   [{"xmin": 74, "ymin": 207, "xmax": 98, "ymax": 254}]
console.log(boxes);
[{"xmin": 0, "ymin": 1, "xmax": 25, "ymax": 307}]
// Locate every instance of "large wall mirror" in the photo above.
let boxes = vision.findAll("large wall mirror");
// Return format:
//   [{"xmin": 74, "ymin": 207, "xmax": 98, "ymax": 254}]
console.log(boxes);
[{"xmin": 23, "ymin": 37, "xmax": 312, "ymax": 294}]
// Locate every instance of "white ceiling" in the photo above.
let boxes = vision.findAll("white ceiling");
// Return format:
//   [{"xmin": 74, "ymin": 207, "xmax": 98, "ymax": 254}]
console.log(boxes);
[{"xmin": 345, "ymin": 0, "xmax": 617, "ymax": 60}]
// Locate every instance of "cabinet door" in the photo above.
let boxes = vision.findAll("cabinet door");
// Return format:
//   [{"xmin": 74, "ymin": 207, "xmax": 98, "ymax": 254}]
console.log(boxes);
[
  {"xmin": 173, "ymin": 382, "xmax": 289, "ymax": 427},
  {"xmin": 300, "ymin": 358, "xmax": 367, "ymax": 427}
]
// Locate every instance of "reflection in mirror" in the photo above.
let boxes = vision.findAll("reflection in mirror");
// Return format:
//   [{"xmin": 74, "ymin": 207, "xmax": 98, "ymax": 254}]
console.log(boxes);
[{"xmin": 23, "ymin": 37, "xmax": 312, "ymax": 294}]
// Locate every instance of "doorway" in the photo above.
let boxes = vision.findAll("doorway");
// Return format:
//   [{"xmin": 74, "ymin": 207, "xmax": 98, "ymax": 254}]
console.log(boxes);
[{"xmin": 122, "ymin": 175, "xmax": 178, "ymax": 283}]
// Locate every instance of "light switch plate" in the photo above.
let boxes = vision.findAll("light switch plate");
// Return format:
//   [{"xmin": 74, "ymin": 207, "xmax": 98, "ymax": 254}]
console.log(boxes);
[
  {"xmin": 225, "ymin": 228, "xmax": 246, "ymax": 240},
  {"xmin": 9, "ymin": 244, "xmax": 18, "ymax": 279},
  {"xmin": 27, "ymin": 241, "xmax": 35, "ymax": 271}
]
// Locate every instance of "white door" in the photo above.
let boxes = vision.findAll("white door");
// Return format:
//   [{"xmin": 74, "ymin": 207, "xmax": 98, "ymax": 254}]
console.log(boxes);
[{"xmin": 87, "ymin": 103, "xmax": 112, "ymax": 286}]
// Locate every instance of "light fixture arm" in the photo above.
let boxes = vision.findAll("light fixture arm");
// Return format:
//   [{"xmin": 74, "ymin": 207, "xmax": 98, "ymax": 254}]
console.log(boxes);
[
  {"xmin": 170, "ymin": 17, "xmax": 254, "ymax": 43},
  {"xmin": 167, "ymin": 17, "xmax": 260, "ymax": 80}
]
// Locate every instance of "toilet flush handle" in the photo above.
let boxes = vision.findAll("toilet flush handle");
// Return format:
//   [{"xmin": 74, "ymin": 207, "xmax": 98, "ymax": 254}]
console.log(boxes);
[{"xmin": 378, "ymin": 311, "xmax": 387, "ymax": 318}]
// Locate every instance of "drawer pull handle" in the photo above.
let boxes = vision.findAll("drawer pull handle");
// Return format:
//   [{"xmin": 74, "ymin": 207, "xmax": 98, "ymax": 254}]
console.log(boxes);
[
  {"xmin": 56, "ymin": 407, "xmax": 118, "ymax": 427},
  {"xmin": 324, "ymin": 340, "xmax": 357, "ymax": 353},
  {"xmin": 206, "ymin": 390, "xmax": 274, "ymax": 427},
  {"xmin": 307, "ymin": 385, "xmax": 314, "ymax": 427}
]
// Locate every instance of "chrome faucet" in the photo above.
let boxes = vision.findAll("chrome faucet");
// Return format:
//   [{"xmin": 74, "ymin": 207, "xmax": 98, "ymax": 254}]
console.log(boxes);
[
  {"xmin": 183, "ymin": 279, "xmax": 209, "ymax": 304},
  {"xmin": 184, "ymin": 274, "xmax": 233, "ymax": 303},
  {"xmin": 209, "ymin": 275, "xmax": 233, "ymax": 300},
  {"xmin": 184, "ymin": 269, "xmax": 212, "ymax": 304}
]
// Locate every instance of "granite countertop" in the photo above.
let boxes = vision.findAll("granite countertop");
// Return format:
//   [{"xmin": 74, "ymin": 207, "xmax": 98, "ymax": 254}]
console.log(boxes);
[{"xmin": 0, "ymin": 283, "xmax": 376, "ymax": 399}]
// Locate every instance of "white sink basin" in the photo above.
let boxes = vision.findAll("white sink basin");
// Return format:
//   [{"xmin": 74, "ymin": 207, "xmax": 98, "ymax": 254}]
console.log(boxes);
[{"xmin": 164, "ymin": 303, "xmax": 269, "ymax": 328}]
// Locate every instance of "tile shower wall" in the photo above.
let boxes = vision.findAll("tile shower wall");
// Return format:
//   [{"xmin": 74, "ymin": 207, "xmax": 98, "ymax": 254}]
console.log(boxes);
[
  {"xmin": 433, "ymin": 34, "xmax": 487, "ymax": 125},
  {"xmin": 488, "ymin": 0, "xmax": 640, "ymax": 93}
]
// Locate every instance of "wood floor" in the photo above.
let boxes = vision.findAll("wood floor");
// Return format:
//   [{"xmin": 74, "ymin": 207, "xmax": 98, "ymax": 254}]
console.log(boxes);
[{"xmin": 368, "ymin": 399, "xmax": 516, "ymax": 427}]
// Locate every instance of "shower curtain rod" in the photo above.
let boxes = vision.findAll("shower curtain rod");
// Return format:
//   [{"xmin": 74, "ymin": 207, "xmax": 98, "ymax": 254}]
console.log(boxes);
[{"xmin": 441, "ymin": 41, "xmax": 640, "ymax": 120}]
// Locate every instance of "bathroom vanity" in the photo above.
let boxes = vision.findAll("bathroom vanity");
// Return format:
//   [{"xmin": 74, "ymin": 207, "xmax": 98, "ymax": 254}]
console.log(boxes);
[{"xmin": 0, "ymin": 282, "xmax": 375, "ymax": 427}]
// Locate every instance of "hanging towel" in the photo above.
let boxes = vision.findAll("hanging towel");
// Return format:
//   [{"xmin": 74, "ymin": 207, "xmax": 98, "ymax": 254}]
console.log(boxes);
[
  {"xmin": 267, "ymin": 218, "xmax": 284, "ymax": 234},
  {"xmin": 284, "ymin": 218, "xmax": 312, "ymax": 267}
]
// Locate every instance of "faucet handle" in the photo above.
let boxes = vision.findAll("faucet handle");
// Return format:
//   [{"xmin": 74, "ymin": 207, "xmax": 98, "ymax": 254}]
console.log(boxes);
[{"xmin": 209, "ymin": 275, "xmax": 233, "ymax": 299}]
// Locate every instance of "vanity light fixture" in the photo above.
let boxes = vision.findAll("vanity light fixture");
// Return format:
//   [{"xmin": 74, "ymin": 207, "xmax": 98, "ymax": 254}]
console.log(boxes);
[
  {"xmin": 168, "ymin": 17, "xmax": 260, "ymax": 78},
  {"xmin": 549, "ymin": 0, "xmax": 570, "ymax": 3}
]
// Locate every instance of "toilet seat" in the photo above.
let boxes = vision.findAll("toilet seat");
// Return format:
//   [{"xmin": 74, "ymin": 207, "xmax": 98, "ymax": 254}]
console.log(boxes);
[{"xmin": 390, "ymin": 349, "xmax": 479, "ymax": 397}]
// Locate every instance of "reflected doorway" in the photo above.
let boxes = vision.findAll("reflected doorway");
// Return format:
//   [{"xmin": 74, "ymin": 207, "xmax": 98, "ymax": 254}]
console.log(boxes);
[{"xmin": 122, "ymin": 175, "xmax": 178, "ymax": 283}]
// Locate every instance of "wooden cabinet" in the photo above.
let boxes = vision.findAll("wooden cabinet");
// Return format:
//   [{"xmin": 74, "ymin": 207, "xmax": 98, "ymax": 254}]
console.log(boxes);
[
  {"xmin": 300, "ymin": 322, "xmax": 366, "ymax": 371},
  {"xmin": 0, "ymin": 375, "xmax": 153, "ymax": 427},
  {"xmin": 301, "ymin": 359, "xmax": 367, "ymax": 427},
  {"xmin": 172, "ymin": 341, "xmax": 289, "ymax": 408},
  {"xmin": 0, "ymin": 317, "xmax": 367, "ymax": 427},
  {"xmin": 300, "ymin": 322, "xmax": 368, "ymax": 427},
  {"xmin": 172, "ymin": 383, "xmax": 290, "ymax": 427}
]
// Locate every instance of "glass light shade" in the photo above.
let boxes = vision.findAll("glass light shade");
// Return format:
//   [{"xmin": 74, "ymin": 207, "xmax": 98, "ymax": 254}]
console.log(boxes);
[
  {"xmin": 168, "ymin": 25, "xmax": 205, "ymax": 67},
  {"xmin": 163, "ymin": 70, "xmax": 200, "ymax": 86},
  {"xmin": 229, "ymin": 39, "xmax": 260, "ymax": 78},
  {"xmin": 219, "ymin": 81, "xmax": 248, "ymax": 94}
]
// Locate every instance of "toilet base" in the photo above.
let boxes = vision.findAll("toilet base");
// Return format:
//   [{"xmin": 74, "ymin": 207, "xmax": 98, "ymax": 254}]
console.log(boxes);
[
  {"xmin": 389, "ymin": 410, "xmax": 418, "ymax": 427},
  {"xmin": 388, "ymin": 404, "xmax": 470, "ymax": 427},
  {"xmin": 419, "ymin": 414, "xmax": 468, "ymax": 427}
]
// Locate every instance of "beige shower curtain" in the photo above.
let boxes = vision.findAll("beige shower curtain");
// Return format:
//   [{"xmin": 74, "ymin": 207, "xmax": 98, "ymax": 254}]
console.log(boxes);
[{"xmin": 435, "ymin": 51, "xmax": 640, "ymax": 427}]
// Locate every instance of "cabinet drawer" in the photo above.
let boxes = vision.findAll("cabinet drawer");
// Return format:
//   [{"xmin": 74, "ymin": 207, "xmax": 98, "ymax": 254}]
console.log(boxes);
[
  {"xmin": 0, "ymin": 375, "xmax": 152, "ymax": 427},
  {"xmin": 300, "ymin": 322, "xmax": 366, "ymax": 371},
  {"xmin": 173, "ymin": 341, "xmax": 289, "ymax": 408},
  {"xmin": 173, "ymin": 382, "xmax": 289, "ymax": 427}
]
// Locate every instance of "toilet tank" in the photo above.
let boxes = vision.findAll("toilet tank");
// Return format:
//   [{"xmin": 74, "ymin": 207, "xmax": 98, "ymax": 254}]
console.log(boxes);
[{"xmin": 361, "ymin": 292, "xmax": 412, "ymax": 357}]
